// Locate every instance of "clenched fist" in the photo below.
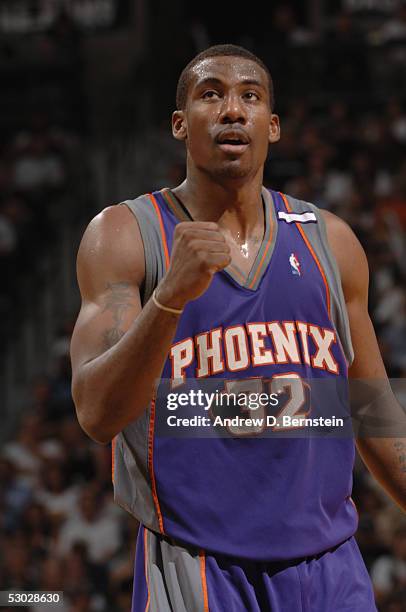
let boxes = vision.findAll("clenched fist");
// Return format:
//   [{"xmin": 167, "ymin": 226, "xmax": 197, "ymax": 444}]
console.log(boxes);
[{"xmin": 155, "ymin": 221, "xmax": 231, "ymax": 310}]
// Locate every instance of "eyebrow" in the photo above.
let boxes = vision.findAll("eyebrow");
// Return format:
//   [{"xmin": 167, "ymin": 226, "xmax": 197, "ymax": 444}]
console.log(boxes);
[{"xmin": 195, "ymin": 77, "xmax": 266, "ymax": 90}]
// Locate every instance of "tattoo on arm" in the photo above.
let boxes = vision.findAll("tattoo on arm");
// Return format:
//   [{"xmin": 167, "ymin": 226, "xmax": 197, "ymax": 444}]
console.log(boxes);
[
  {"xmin": 394, "ymin": 441, "xmax": 406, "ymax": 473},
  {"xmin": 103, "ymin": 327, "xmax": 125, "ymax": 349},
  {"xmin": 102, "ymin": 282, "xmax": 134, "ymax": 349}
]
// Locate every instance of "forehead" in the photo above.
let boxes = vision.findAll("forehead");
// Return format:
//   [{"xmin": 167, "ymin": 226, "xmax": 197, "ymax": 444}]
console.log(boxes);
[{"xmin": 190, "ymin": 56, "xmax": 268, "ymax": 89}]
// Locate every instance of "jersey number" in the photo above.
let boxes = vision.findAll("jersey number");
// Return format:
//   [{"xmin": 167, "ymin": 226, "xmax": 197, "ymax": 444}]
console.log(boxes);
[{"xmin": 218, "ymin": 374, "xmax": 309, "ymax": 437}]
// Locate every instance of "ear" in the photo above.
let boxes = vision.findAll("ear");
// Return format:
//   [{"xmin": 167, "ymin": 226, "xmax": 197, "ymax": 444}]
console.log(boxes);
[
  {"xmin": 172, "ymin": 110, "xmax": 187, "ymax": 141},
  {"xmin": 268, "ymin": 114, "xmax": 280, "ymax": 144}
]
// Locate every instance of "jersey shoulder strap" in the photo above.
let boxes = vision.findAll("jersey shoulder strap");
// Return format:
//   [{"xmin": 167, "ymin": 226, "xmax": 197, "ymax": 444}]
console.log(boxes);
[{"xmin": 119, "ymin": 194, "xmax": 167, "ymax": 305}]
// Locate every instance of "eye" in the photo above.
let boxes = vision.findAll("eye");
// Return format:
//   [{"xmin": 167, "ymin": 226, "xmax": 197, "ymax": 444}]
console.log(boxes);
[
  {"xmin": 243, "ymin": 91, "xmax": 260, "ymax": 100},
  {"xmin": 202, "ymin": 90, "xmax": 221, "ymax": 100}
]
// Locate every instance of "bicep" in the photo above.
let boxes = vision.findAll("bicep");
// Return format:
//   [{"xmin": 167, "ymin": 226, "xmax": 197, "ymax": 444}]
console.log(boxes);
[
  {"xmin": 70, "ymin": 285, "xmax": 142, "ymax": 373},
  {"xmin": 70, "ymin": 205, "xmax": 145, "ymax": 376},
  {"xmin": 346, "ymin": 298, "xmax": 387, "ymax": 380},
  {"xmin": 323, "ymin": 209, "xmax": 387, "ymax": 379},
  {"xmin": 324, "ymin": 210, "xmax": 394, "ymax": 436}
]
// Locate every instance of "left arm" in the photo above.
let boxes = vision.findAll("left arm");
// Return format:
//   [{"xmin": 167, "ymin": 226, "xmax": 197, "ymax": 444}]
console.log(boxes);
[{"xmin": 323, "ymin": 210, "xmax": 406, "ymax": 511}]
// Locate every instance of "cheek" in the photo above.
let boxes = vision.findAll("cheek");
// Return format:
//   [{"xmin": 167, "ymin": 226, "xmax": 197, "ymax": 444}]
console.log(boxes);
[
  {"xmin": 254, "ymin": 119, "xmax": 273, "ymax": 151},
  {"xmin": 186, "ymin": 120, "xmax": 212, "ymax": 154}
]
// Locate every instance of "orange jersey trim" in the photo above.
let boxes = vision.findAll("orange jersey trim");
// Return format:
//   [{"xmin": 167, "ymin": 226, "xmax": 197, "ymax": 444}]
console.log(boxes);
[
  {"xmin": 111, "ymin": 436, "xmax": 116, "ymax": 482},
  {"xmin": 161, "ymin": 188, "xmax": 180, "ymax": 217},
  {"xmin": 148, "ymin": 193, "xmax": 170, "ymax": 270},
  {"xmin": 248, "ymin": 202, "xmax": 274, "ymax": 289},
  {"xmin": 228, "ymin": 263, "xmax": 247, "ymax": 284},
  {"xmin": 349, "ymin": 496, "xmax": 359, "ymax": 520},
  {"xmin": 279, "ymin": 192, "xmax": 331, "ymax": 318},
  {"xmin": 248, "ymin": 239, "xmax": 271, "ymax": 289},
  {"xmin": 199, "ymin": 549, "xmax": 210, "ymax": 612},
  {"xmin": 144, "ymin": 528, "xmax": 151, "ymax": 611},
  {"xmin": 148, "ymin": 395, "xmax": 165, "ymax": 534}
]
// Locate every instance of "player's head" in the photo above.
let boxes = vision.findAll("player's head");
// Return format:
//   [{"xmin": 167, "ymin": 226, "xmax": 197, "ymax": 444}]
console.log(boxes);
[
  {"xmin": 172, "ymin": 44, "xmax": 280, "ymax": 181},
  {"xmin": 176, "ymin": 44, "xmax": 275, "ymax": 112}
]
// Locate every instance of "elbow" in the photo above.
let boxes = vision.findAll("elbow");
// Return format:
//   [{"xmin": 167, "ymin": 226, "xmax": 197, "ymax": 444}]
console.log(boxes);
[
  {"xmin": 71, "ymin": 377, "xmax": 114, "ymax": 445},
  {"xmin": 75, "ymin": 406, "xmax": 114, "ymax": 445},
  {"xmin": 79, "ymin": 415, "xmax": 113, "ymax": 445}
]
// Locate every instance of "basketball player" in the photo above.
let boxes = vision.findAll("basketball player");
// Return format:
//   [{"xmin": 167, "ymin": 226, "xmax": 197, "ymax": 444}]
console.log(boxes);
[{"xmin": 70, "ymin": 45, "xmax": 405, "ymax": 611}]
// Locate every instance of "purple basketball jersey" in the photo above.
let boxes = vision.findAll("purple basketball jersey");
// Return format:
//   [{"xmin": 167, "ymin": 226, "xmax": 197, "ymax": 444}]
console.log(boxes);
[
  {"xmin": 142, "ymin": 188, "xmax": 358, "ymax": 561},
  {"xmin": 113, "ymin": 187, "xmax": 358, "ymax": 562}
]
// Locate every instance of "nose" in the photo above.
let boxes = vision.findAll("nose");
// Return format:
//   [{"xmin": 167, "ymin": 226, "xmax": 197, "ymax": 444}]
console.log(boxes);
[{"xmin": 219, "ymin": 92, "xmax": 246, "ymax": 124}]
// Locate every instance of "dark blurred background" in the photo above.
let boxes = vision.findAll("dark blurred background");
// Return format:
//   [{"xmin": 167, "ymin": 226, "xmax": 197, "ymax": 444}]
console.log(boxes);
[{"xmin": 0, "ymin": 1, "xmax": 405, "ymax": 610}]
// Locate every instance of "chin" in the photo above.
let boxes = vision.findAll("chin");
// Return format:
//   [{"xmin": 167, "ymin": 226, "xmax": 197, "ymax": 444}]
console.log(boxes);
[{"xmin": 211, "ymin": 161, "xmax": 252, "ymax": 180}]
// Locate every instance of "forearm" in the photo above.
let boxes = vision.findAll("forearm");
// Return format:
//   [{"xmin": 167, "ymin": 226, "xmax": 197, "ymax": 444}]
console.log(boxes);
[
  {"xmin": 73, "ymin": 298, "xmax": 180, "ymax": 444},
  {"xmin": 356, "ymin": 437, "xmax": 406, "ymax": 511},
  {"xmin": 352, "ymin": 380, "xmax": 406, "ymax": 510},
  {"xmin": 72, "ymin": 214, "xmax": 230, "ymax": 444}
]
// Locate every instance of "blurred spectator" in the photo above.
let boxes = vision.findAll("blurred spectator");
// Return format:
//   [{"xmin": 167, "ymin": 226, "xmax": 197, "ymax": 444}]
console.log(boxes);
[
  {"xmin": 0, "ymin": 194, "xmax": 32, "ymax": 262},
  {"xmin": 57, "ymin": 486, "xmax": 121, "ymax": 563},
  {"xmin": 61, "ymin": 541, "xmax": 109, "ymax": 609},
  {"xmin": 1, "ymin": 532, "xmax": 36, "ymax": 589},
  {"xmin": 21, "ymin": 501, "xmax": 53, "ymax": 564},
  {"xmin": 13, "ymin": 134, "xmax": 65, "ymax": 193},
  {"xmin": 379, "ymin": 170, "xmax": 406, "ymax": 231},
  {"xmin": 0, "ymin": 208, "xmax": 17, "ymax": 256},
  {"xmin": 371, "ymin": 526, "xmax": 406, "ymax": 603},
  {"xmin": 387, "ymin": 98, "xmax": 406, "ymax": 145},
  {"xmin": 324, "ymin": 11, "xmax": 369, "ymax": 94},
  {"xmin": 35, "ymin": 459, "xmax": 79, "ymax": 523},
  {"xmin": 47, "ymin": 354, "xmax": 75, "ymax": 421},
  {"xmin": 31, "ymin": 557, "xmax": 69, "ymax": 612},
  {"xmin": 0, "ymin": 456, "xmax": 32, "ymax": 532},
  {"xmin": 376, "ymin": 3, "xmax": 406, "ymax": 43},
  {"xmin": 57, "ymin": 417, "xmax": 97, "ymax": 482},
  {"xmin": 2, "ymin": 413, "xmax": 47, "ymax": 485}
]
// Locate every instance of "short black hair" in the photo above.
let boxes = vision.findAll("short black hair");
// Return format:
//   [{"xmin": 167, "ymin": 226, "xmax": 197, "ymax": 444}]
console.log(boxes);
[{"xmin": 176, "ymin": 44, "xmax": 275, "ymax": 111}]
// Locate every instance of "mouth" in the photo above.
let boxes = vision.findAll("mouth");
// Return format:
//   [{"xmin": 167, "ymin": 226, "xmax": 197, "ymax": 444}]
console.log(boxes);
[
  {"xmin": 215, "ymin": 130, "xmax": 250, "ymax": 155},
  {"xmin": 217, "ymin": 142, "xmax": 250, "ymax": 155}
]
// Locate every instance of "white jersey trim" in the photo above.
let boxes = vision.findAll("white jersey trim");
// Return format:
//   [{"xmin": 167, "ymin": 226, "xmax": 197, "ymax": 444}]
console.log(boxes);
[{"xmin": 278, "ymin": 211, "xmax": 317, "ymax": 224}]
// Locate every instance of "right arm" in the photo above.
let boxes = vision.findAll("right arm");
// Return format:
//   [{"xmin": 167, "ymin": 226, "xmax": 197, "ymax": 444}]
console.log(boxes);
[{"xmin": 70, "ymin": 205, "xmax": 230, "ymax": 444}]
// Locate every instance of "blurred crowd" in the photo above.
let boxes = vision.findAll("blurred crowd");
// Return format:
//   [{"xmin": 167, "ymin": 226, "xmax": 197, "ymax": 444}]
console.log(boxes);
[
  {"xmin": 0, "ymin": 117, "xmax": 82, "ymax": 334},
  {"xmin": 0, "ymin": 7, "xmax": 85, "ymax": 346},
  {"xmin": 1, "ymin": 3, "xmax": 406, "ymax": 611},
  {"xmin": 0, "ymin": 362, "xmax": 136, "ymax": 611},
  {"xmin": 1, "ymin": 358, "xmax": 405, "ymax": 611},
  {"xmin": 266, "ymin": 96, "xmax": 406, "ymax": 379}
]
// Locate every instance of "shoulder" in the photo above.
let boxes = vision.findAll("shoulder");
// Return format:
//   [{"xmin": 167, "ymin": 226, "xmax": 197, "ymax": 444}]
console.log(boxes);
[
  {"xmin": 278, "ymin": 193, "xmax": 369, "ymax": 301},
  {"xmin": 80, "ymin": 204, "xmax": 140, "ymax": 244},
  {"xmin": 321, "ymin": 209, "xmax": 369, "ymax": 302},
  {"xmin": 77, "ymin": 204, "xmax": 145, "ymax": 295}
]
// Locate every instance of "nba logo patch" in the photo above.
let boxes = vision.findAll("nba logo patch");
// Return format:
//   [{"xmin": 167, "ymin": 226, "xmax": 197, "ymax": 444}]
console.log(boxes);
[{"xmin": 289, "ymin": 253, "xmax": 301, "ymax": 276}]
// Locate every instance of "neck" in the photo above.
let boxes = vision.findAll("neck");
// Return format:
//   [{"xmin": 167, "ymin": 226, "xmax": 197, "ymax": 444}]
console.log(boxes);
[{"xmin": 172, "ymin": 168, "xmax": 265, "ymax": 241}]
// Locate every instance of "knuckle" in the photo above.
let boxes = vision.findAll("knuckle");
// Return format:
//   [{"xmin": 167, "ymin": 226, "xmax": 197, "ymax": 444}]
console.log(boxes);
[
  {"xmin": 181, "ymin": 230, "xmax": 198, "ymax": 248},
  {"xmin": 196, "ymin": 252, "xmax": 209, "ymax": 270},
  {"xmin": 189, "ymin": 239, "xmax": 200, "ymax": 253},
  {"xmin": 175, "ymin": 222, "xmax": 192, "ymax": 237},
  {"xmin": 183, "ymin": 232, "xmax": 194, "ymax": 245}
]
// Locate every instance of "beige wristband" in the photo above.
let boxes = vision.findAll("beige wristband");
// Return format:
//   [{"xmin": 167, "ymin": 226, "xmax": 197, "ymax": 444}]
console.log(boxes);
[{"xmin": 152, "ymin": 289, "xmax": 184, "ymax": 315}]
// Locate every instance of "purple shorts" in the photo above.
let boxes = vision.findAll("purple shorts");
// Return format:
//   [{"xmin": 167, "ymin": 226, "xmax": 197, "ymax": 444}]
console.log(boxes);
[{"xmin": 132, "ymin": 525, "xmax": 377, "ymax": 611}]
